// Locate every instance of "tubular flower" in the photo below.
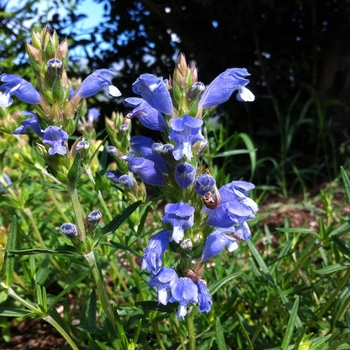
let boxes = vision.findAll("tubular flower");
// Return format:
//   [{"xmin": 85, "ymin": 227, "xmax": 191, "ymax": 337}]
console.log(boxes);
[
  {"xmin": 124, "ymin": 97, "xmax": 167, "ymax": 131},
  {"xmin": 175, "ymin": 163, "xmax": 196, "ymax": 189},
  {"xmin": 198, "ymin": 68, "xmax": 254, "ymax": 108},
  {"xmin": 12, "ymin": 111, "xmax": 44, "ymax": 137},
  {"xmin": 169, "ymin": 115, "xmax": 205, "ymax": 161},
  {"xmin": 169, "ymin": 277, "xmax": 199, "ymax": 319},
  {"xmin": 201, "ymin": 228, "xmax": 238, "ymax": 262},
  {"xmin": 73, "ymin": 69, "xmax": 121, "ymax": 99},
  {"xmin": 42, "ymin": 126, "xmax": 69, "ymax": 156},
  {"xmin": 148, "ymin": 267, "xmax": 179, "ymax": 305},
  {"xmin": 142, "ymin": 230, "xmax": 171, "ymax": 272},
  {"xmin": 194, "ymin": 173, "xmax": 216, "ymax": 197},
  {"xmin": 128, "ymin": 157, "xmax": 166, "ymax": 186},
  {"xmin": 132, "ymin": 73, "xmax": 173, "ymax": 115},
  {"xmin": 162, "ymin": 202, "xmax": 195, "ymax": 243},
  {"xmin": 0, "ymin": 74, "xmax": 41, "ymax": 107}
]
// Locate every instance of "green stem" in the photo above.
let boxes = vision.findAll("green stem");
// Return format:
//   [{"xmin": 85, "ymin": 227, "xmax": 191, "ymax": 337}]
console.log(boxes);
[
  {"xmin": 185, "ymin": 307, "xmax": 196, "ymax": 350},
  {"xmin": 48, "ymin": 189, "xmax": 70, "ymax": 222},
  {"xmin": 43, "ymin": 315, "xmax": 79, "ymax": 350},
  {"xmin": 84, "ymin": 251, "xmax": 116, "ymax": 326},
  {"xmin": 67, "ymin": 182, "xmax": 86, "ymax": 244},
  {"xmin": 127, "ymin": 254, "xmax": 145, "ymax": 301},
  {"xmin": 2, "ymin": 284, "xmax": 79, "ymax": 350},
  {"xmin": 85, "ymin": 167, "xmax": 113, "ymax": 221}
]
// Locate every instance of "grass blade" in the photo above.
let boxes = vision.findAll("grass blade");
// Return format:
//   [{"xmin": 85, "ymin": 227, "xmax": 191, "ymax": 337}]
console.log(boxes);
[{"xmin": 281, "ymin": 296, "xmax": 299, "ymax": 350}]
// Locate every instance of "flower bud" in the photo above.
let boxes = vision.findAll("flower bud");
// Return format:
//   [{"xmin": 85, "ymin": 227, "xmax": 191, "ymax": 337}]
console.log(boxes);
[
  {"xmin": 86, "ymin": 210, "xmax": 102, "ymax": 232},
  {"xmin": 60, "ymin": 223, "xmax": 78, "ymax": 239}
]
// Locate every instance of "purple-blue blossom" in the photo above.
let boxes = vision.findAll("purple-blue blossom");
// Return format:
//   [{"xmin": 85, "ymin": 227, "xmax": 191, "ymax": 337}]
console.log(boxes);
[
  {"xmin": 60, "ymin": 223, "xmax": 78, "ymax": 239},
  {"xmin": 0, "ymin": 74, "xmax": 41, "ymax": 107},
  {"xmin": 142, "ymin": 230, "xmax": 171, "ymax": 272},
  {"xmin": 124, "ymin": 97, "xmax": 167, "ymax": 132},
  {"xmin": 175, "ymin": 163, "xmax": 196, "ymax": 189},
  {"xmin": 73, "ymin": 69, "xmax": 121, "ymax": 99},
  {"xmin": 198, "ymin": 68, "xmax": 254, "ymax": 109},
  {"xmin": 162, "ymin": 202, "xmax": 194, "ymax": 243},
  {"xmin": 129, "ymin": 136, "xmax": 168, "ymax": 173},
  {"xmin": 201, "ymin": 228, "xmax": 238, "ymax": 262},
  {"xmin": 205, "ymin": 180, "xmax": 258, "ymax": 229},
  {"xmin": 42, "ymin": 126, "xmax": 69, "ymax": 156},
  {"xmin": 197, "ymin": 281, "xmax": 212, "ymax": 313},
  {"xmin": 12, "ymin": 111, "xmax": 44, "ymax": 137},
  {"xmin": 87, "ymin": 210, "xmax": 102, "ymax": 230},
  {"xmin": 194, "ymin": 173, "xmax": 216, "ymax": 196},
  {"xmin": 169, "ymin": 277, "xmax": 198, "ymax": 319},
  {"xmin": 132, "ymin": 74, "xmax": 173, "ymax": 115},
  {"xmin": 148, "ymin": 267, "xmax": 179, "ymax": 305},
  {"xmin": 87, "ymin": 108, "xmax": 100, "ymax": 123},
  {"xmin": 128, "ymin": 157, "xmax": 166, "ymax": 186},
  {"xmin": 169, "ymin": 115, "xmax": 205, "ymax": 161}
]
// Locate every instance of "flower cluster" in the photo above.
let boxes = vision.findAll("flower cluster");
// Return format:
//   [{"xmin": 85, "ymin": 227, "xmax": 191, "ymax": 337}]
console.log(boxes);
[
  {"xmin": 1, "ymin": 29, "xmax": 121, "ymax": 185},
  {"xmin": 106, "ymin": 54, "xmax": 258, "ymax": 318}
]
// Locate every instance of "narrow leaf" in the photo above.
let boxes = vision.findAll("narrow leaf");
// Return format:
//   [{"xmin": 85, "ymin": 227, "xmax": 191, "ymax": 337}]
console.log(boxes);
[
  {"xmin": 237, "ymin": 314, "xmax": 254, "ymax": 350},
  {"xmin": 208, "ymin": 272, "xmax": 242, "ymax": 295},
  {"xmin": 314, "ymin": 263, "xmax": 350, "ymax": 274},
  {"xmin": 215, "ymin": 317, "xmax": 227, "ymax": 350},
  {"xmin": 341, "ymin": 166, "xmax": 350, "ymax": 205},
  {"xmin": 281, "ymin": 296, "xmax": 299, "ymax": 350},
  {"xmin": 101, "ymin": 201, "xmax": 142, "ymax": 235},
  {"xmin": 0, "ymin": 307, "xmax": 31, "ymax": 317}
]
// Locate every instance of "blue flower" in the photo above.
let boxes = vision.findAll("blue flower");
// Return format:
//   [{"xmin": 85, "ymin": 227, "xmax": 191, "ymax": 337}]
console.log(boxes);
[
  {"xmin": 198, "ymin": 68, "xmax": 254, "ymax": 109},
  {"xmin": 148, "ymin": 267, "xmax": 179, "ymax": 305},
  {"xmin": 106, "ymin": 170, "xmax": 134, "ymax": 189},
  {"xmin": 124, "ymin": 97, "xmax": 167, "ymax": 132},
  {"xmin": 169, "ymin": 277, "xmax": 198, "ymax": 319},
  {"xmin": 142, "ymin": 230, "xmax": 171, "ymax": 272},
  {"xmin": 87, "ymin": 108, "xmax": 100, "ymax": 123},
  {"xmin": 42, "ymin": 126, "xmax": 69, "ymax": 156},
  {"xmin": 0, "ymin": 74, "xmax": 41, "ymax": 107},
  {"xmin": 132, "ymin": 74, "xmax": 173, "ymax": 115},
  {"xmin": 205, "ymin": 181, "xmax": 258, "ymax": 228},
  {"xmin": 175, "ymin": 163, "xmax": 196, "ymax": 189},
  {"xmin": 128, "ymin": 157, "xmax": 166, "ymax": 186},
  {"xmin": 12, "ymin": 111, "xmax": 44, "ymax": 137},
  {"xmin": 194, "ymin": 173, "xmax": 216, "ymax": 196},
  {"xmin": 169, "ymin": 115, "xmax": 205, "ymax": 161},
  {"xmin": 73, "ymin": 69, "xmax": 121, "ymax": 99},
  {"xmin": 201, "ymin": 228, "xmax": 238, "ymax": 262},
  {"xmin": 129, "ymin": 136, "xmax": 168, "ymax": 173},
  {"xmin": 162, "ymin": 202, "xmax": 194, "ymax": 243},
  {"xmin": 0, "ymin": 172, "xmax": 12, "ymax": 191},
  {"xmin": 197, "ymin": 281, "xmax": 212, "ymax": 313}
]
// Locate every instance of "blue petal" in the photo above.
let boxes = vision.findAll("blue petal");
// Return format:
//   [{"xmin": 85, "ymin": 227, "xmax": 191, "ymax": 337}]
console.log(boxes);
[
  {"xmin": 197, "ymin": 281, "xmax": 212, "ymax": 313},
  {"xmin": 12, "ymin": 111, "xmax": 44, "ymax": 137},
  {"xmin": 74, "ymin": 69, "xmax": 121, "ymax": 99},
  {"xmin": 132, "ymin": 74, "xmax": 173, "ymax": 114},
  {"xmin": 124, "ymin": 97, "xmax": 167, "ymax": 131},
  {"xmin": 175, "ymin": 163, "xmax": 196, "ymax": 189},
  {"xmin": 42, "ymin": 126, "xmax": 69, "ymax": 156},
  {"xmin": 199, "ymin": 68, "xmax": 252, "ymax": 108},
  {"xmin": 128, "ymin": 157, "xmax": 166, "ymax": 186}
]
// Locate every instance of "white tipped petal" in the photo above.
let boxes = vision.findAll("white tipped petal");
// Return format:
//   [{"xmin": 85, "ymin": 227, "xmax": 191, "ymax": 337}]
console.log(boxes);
[
  {"xmin": 236, "ymin": 86, "xmax": 255, "ymax": 102},
  {"xmin": 108, "ymin": 85, "xmax": 122, "ymax": 97}
]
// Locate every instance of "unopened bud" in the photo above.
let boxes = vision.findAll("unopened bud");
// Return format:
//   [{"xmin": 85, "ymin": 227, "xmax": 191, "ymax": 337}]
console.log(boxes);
[
  {"xmin": 86, "ymin": 210, "xmax": 102, "ymax": 232},
  {"xmin": 60, "ymin": 223, "xmax": 78, "ymax": 239}
]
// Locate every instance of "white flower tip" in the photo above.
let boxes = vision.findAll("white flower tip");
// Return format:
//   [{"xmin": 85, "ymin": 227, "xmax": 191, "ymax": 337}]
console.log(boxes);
[
  {"xmin": 108, "ymin": 85, "xmax": 122, "ymax": 97},
  {"xmin": 236, "ymin": 86, "xmax": 255, "ymax": 102},
  {"xmin": 227, "ymin": 241, "xmax": 239, "ymax": 252},
  {"xmin": 0, "ymin": 93, "xmax": 12, "ymax": 108}
]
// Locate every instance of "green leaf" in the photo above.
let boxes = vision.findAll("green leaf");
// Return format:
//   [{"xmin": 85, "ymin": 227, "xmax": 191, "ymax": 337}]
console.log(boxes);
[
  {"xmin": 0, "ymin": 307, "xmax": 31, "ymax": 317},
  {"xmin": 332, "ymin": 236, "xmax": 350, "ymax": 260},
  {"xmin": 341, "ymin": 166, "xmax": 350, "ymax": 205},
  {"xmin": 52, "ymin": 77, "xmax": 65, "ymax": 101},
  {"xmin": 237, "ymin": 314, "xmax": 254, "ymax": 350},
  {"xmin": 208, "ymin": 272, "xmax": 242, "ymax": 295},
  {"xmin": 67, "ymin": 152, "xmax": 82, "ymax": 183},
  {"xmin": 277, "ymin": 227, "xmax": 320, "ymax": 240},
  {"xmin": 281, "ymin": 296, "xmax": 299, "ymax": 350},
  {"xmin": 105, "ymin": 241, "xmax": 142, "ymax": 257},
  {"xmin": 101, "ymin": 201, "xmax": 142, "ymax": 235},
  {"xmin": 314, "ymin": 263, "xmax": 350, "ymax": 274},
  {"xmin": 215, "ymin": 317, "xmax": 227, "ymax": 350},
  {"xmin": 7, "ymin": 247, "xmax": 78, "ymax": 255},
  {"xmin": 4, "ymin": 216, "xmax": 17, "ymax": 286}
]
